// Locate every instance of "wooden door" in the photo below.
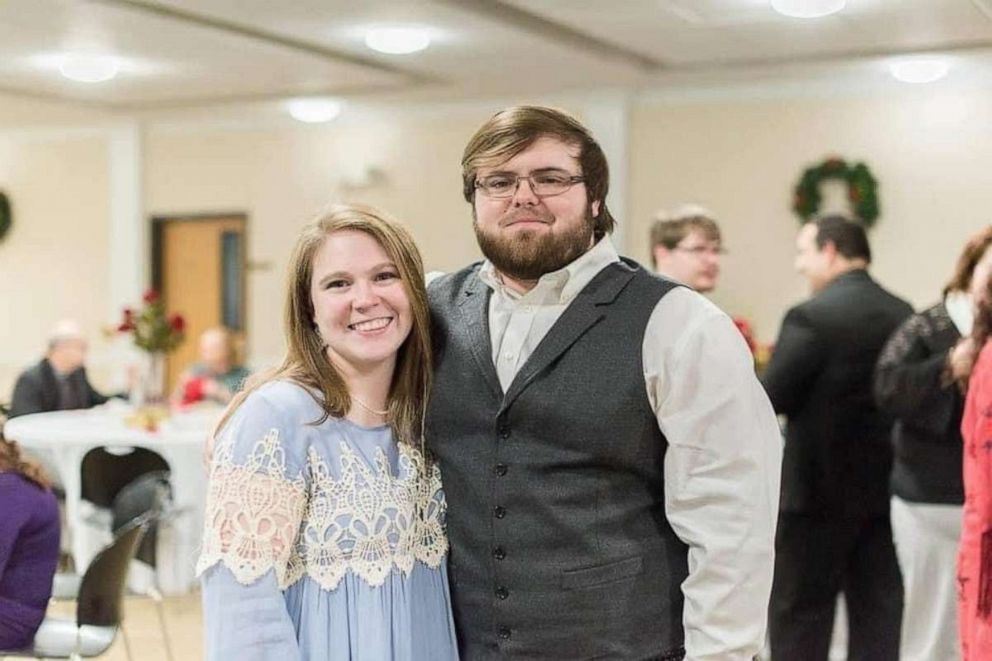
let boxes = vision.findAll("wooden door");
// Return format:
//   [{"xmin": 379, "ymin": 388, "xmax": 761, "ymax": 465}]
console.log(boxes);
[{"xmin": 154, "ymin": 215, "xmax": 247, "ymax": 392}]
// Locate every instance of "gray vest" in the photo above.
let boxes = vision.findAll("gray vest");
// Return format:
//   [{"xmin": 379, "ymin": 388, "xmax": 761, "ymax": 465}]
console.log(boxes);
[{"xmin": 427, "ymin": 260, "xmax": 688, "ymax": 661}]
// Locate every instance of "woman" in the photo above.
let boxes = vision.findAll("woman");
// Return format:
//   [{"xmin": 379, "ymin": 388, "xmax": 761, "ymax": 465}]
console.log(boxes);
[
  {"xmin": 874, "ymin": 226, "xmax": 992, "ymax": 660},
  {"xmin": 0, "ymin": 437, "xmax": 60, "ymax": 650},
  {"xmin": 958, "ymin": 232, "xmax": 992, "ymax": 660},
  {"xmin": 196, "ymin": 204, "xmax": 457, "ymax": 660}
]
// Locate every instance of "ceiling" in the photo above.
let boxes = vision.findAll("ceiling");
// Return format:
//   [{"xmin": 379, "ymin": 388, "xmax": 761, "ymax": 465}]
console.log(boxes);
[{"xmin": 1, "ymin": 0, "xmax": 991, "ymax": 120}]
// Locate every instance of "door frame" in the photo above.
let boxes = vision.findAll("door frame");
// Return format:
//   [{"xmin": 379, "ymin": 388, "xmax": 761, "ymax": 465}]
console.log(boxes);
[{"xmin": 150, "ymin": 211, "xmax": 250, "ymax": 388}]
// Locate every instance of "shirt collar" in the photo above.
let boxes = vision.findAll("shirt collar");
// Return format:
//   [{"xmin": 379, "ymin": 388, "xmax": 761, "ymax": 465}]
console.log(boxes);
[
  {"xmin": 945, "ymin": 290, "xmax": 973, "ymax": 336},
  {"xmin": 478, "ymin": 237, "xmax": 621, "ymax": 304}
]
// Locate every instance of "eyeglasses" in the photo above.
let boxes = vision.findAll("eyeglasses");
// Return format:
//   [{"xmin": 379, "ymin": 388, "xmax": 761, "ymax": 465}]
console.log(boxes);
[
  {"xmin": 672, "ymin": 245, "xmax": 726, "ymax": 257},
  {"xmin": 475, "ymin": 170, "xmax": 585, "ymax": 198}
]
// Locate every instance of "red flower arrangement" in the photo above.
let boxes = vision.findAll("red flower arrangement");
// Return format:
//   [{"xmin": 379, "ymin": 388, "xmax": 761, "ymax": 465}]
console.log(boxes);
[
  {"xmin": 733, "ymin": 317, "xmax": 758, "ymax": 355},
  {"xmin": 733, "ymin": 316, "xmax": 772, "ymax": 373},
  {"xmin": 117, "ymin": 289, "xmax": 186, "ymax": 353}
]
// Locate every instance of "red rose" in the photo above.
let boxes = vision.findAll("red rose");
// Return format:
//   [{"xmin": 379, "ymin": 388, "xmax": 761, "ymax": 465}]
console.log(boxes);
[
  {"xmin": 143, "ymin": 289, "xmax": 160, "ymax": 304},
  {"xmin": 170, "ymin": 314, "xmax": 185, "ymax": 332}
]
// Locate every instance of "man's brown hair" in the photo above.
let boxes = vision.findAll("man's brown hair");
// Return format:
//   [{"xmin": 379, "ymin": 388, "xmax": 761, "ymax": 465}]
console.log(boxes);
[
  {"xmin": 461, "ymin": 105, "xmax": 616, "ymax": 240},
  {"xmin": 649, "ymin": 207, "xmax": 722, "ymax": 268}
]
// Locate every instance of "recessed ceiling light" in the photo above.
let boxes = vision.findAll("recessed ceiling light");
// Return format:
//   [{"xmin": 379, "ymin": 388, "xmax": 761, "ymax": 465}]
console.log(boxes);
[
  {"xmin": 58, "ymin": 53, "xmax": 119, "ymax": 83},
  {"xmin": 889, "ymin": 57, "xmax": 951, "ymax": 84},
  {"xmin": 286, "ymin": 98, "xmax": 342, "ymax": 123},
  {"xmin": 364, "ymin": 27, "xmax": 431, "ymax": 55},
  {"xmin": 770, "ymin": 0, "xmax": 846, "ymax": 19}
]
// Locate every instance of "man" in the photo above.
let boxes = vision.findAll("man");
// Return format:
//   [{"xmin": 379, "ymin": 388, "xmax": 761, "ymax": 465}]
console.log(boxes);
[
  {"xmin": 10, "ymin": 319, "xmax": 108, "ymax": 418},
  {"xmin": 649, "ymin": 205, "xmax": 723, "ymax": 293},
  {"xmin": 426, "ymin": 105, "xmax": 782, "ymax": 660},
  {"xmin": 762, "ymin": 216, "xmax": 913, "ymax": 661}
]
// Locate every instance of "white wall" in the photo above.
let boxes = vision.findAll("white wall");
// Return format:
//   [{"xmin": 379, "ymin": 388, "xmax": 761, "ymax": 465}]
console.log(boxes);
[{"xmin": 0, "ymin": 132, "xmax": 112, "ymax": 395}]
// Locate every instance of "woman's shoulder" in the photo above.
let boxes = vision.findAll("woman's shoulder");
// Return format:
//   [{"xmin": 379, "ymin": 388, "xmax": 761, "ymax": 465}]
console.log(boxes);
[
  {"xmin": 0, "ymin": 472, "xmax": 58, "ymax": 518},
  {"xmin": 217, "ymin": 380, "xmax": 323, "ymax": 461},
  {"xmin": 241, "ymin": 379, "xmax": 322, "ymax": 418}
]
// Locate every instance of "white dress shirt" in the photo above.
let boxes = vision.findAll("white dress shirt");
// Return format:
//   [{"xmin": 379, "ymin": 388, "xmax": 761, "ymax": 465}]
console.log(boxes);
[{"xmin": 477, "ymin": 237, "xmax": 782, "ymax": 661}]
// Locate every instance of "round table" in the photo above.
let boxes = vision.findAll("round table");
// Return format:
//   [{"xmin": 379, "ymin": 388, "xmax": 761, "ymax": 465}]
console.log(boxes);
[{"xmin": 4, "ymin": 402, "xmax": 219, "ymax": 594}]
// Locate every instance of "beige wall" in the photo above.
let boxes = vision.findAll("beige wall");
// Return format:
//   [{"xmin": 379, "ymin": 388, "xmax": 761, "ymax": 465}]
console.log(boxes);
[
  {"xmin": 3, "ymin": 88, "xmax": 991, "ymax": 400},
  {"xmin": 0, "ymin": 134, "xmax": 112, "ymax": 396},
  {"xmin": 144, "ymin": 112, "xmax": 490, "ymax": 369},
  {"xmin": 628, "ymin": 89, "xmax": 992, "ymax": 342}
]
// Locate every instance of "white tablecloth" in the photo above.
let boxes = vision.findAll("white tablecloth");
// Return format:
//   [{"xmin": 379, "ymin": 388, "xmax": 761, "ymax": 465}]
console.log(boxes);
[{"xmin": 4, "ymin": 402, "xmax": 218, "ymax": 594}]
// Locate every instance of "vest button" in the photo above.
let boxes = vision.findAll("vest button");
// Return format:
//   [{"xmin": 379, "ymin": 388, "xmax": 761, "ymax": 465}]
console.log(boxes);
[
  {"xmin": 493, "ymin": 506, "xmax": 506, "ymax": 519},
  {"xmin": 495, "ymin": 586, "xmax": 509, "ymax": 600},
  {"xmin": 492, "ymin": 546, "xmax": 506, "ymax": 560},
  {"xmin": 494, "ymin": 463, "xmax": 508, "ymax": 477},
  {"xmin": 498, "ymin": 627, "xmax": 511, "ymax": 640},
  {"xmin": 498, "ymin": 426, "xmax": 510, "ymax": 439}
]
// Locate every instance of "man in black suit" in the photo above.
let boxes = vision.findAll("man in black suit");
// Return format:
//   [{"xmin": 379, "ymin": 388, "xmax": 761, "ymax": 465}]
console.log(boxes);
[
  {"xmin": 763, "ymin": 216, "xmax": 912, "ymax": 661},
  {"xmin": 9, "ymin": 319, "xmax": 108, "ymax": 418}
]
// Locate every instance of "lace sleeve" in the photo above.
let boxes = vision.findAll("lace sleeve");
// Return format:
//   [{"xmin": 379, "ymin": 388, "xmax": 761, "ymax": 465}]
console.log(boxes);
[{"xmin": 196, "ymin": 428, "xmax": 308, "ymax": 589}]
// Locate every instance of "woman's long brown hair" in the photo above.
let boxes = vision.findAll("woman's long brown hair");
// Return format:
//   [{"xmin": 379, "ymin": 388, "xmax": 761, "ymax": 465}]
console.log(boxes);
[
  {"xmin": 0, "ymin": 437, "xmax": 52, "ymax": 489},
  {"xmin": 214, "ymin": 203, "xmax": 432, "ymax": 447},
  {"xmin": 964, "ymin": 277, "xmax": 992, "ymax": 388}
]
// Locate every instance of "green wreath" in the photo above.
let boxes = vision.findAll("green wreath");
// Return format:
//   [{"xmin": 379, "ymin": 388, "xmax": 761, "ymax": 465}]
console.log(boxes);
[
  {"xmin": 792, "ymin": 157, "xmax": 879, "ymax": 227},
  {"xmin": 0, "ymin": 191, "xmax": 10, "ymax": 242}
]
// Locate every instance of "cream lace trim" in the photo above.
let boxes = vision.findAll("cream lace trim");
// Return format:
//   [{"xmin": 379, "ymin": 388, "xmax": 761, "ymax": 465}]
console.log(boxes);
[{"xmin": 196, "ymin": 428, "xmax": 448, "ymax": 590}]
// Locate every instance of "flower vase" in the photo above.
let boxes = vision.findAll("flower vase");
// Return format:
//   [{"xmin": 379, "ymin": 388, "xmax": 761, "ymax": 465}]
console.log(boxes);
[{"xmin": 136, "ymin": 351, "xmax": 167, "ymax": 408}]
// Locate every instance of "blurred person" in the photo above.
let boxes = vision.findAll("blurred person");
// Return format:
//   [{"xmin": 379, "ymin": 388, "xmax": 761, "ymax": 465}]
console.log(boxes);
[
  {"xmin": 874, "ymin": 225, "xmax": 992, "ymax": 661},
  {"xmin": 0, "ymin": 437, "xmax": 60, "ymax": 650},
  {"xmin": 649, "ymin": 204, "xmax": 723, "ymax": 293},
  {"xmin": 172, "ymin": 327, "xmax": 250, "ymax": 406},
  {"xmin": 956, "ymin": 236, "xmax": 992, "ymax": 661},
  {"xmin": 197, "ymin": 204, "xmax": 456, "ymax": 660},
  {"xmin": 763, "ymin": 215, "xmax": 913, "ymax": 661},
  {"xmin": 9, "ymin": 319, "xmax": 109, "ymax": 418}
]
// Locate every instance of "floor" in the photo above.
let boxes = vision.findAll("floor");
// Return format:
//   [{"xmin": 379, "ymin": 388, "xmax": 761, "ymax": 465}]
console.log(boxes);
[{"xmin": 42, "ymin": 592, "xmax": 203, "ymax": 661}]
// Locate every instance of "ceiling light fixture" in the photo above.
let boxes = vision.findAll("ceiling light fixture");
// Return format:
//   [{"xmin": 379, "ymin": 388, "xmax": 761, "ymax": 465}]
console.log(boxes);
[
  {"xmin": 889, "ymin": 57, "xmax": 951, "ymax": 84},
  {"xmin": 58, "ymin": 53, "xmax": 120, "ymax": 83},
  {"xmin": 364, "ymin": 27, "xmax": 431, "ymax": 55},
  {"xmin": 770, "ymin": 0, "xmax": 846, "ymax": 19},
  {"xmin": 286, "ymin": 98, "xmax": 342, "ymax": 124}
]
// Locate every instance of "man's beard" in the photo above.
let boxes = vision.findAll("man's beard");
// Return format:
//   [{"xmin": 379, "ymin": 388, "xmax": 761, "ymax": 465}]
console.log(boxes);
[{"xmin": 474, "ymin": 206, "xmax": 596, "ymax": 282}]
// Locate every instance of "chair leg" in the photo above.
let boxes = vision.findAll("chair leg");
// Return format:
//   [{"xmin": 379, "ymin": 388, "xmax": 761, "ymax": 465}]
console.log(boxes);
[
  {"xmin": 150, "ymin": 588, "xmax": 174, "ymax": 661},
  {"xmin": 120, "ymin": 622, "xmax": 134, "ymax": 661}
]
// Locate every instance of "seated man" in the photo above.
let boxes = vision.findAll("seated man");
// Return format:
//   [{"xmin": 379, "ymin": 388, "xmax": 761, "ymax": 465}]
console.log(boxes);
[
  {"xmin": 10, "ymin": 319, "xmax": 108, "ymax": 418},
  {"xmin": 172, "ymin": 327, "xmax": 249, "ymax": 406}
]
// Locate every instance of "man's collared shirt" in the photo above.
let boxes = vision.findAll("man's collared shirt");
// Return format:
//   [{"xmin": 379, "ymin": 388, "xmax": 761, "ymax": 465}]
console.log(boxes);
[{"xmin": 477, "ymin": 237, "xmax": 782, "ymax": 661}]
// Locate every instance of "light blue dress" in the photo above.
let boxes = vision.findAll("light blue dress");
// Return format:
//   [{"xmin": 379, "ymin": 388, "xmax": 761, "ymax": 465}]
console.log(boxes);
[{"xmin": 197, "ymin": 380, "xmax": 458, "ymax": 661}]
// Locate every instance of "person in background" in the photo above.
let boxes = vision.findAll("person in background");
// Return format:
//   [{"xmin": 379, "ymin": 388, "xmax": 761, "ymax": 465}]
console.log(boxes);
[
  {"xmin": 762, "ymin": 215, "xmax": 913, "ymax": 661},
  {"xmin": 9, "ymin": 319, "xmax": 108, "ymax": 418},
  {"xmin": 955, "ymin": 235, "xmax": 992, "ymax": 661},
  {"xmin": 649, "ymin": 204, "xmax": 724, "ymax": 293},
  {"xmin": 172, "ymin": 327, "xmax": 250, "ymax": 406},
  {"xmin": 197, "ymin": 204, "xmax": 456, "ymax": 660},
  {"xmin": 874, "ymin": 225, "xmax": 992, "ymax": 661},
  {"xmin": 0, "ymin": 437, "xmax": 60, "ymax": 651}
]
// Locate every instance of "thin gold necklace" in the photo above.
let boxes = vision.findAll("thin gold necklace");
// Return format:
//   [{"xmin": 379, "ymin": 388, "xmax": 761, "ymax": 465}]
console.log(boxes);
[{"xmin": 351, "ymin": 395, "xmax": 388, "ymax": 417}]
